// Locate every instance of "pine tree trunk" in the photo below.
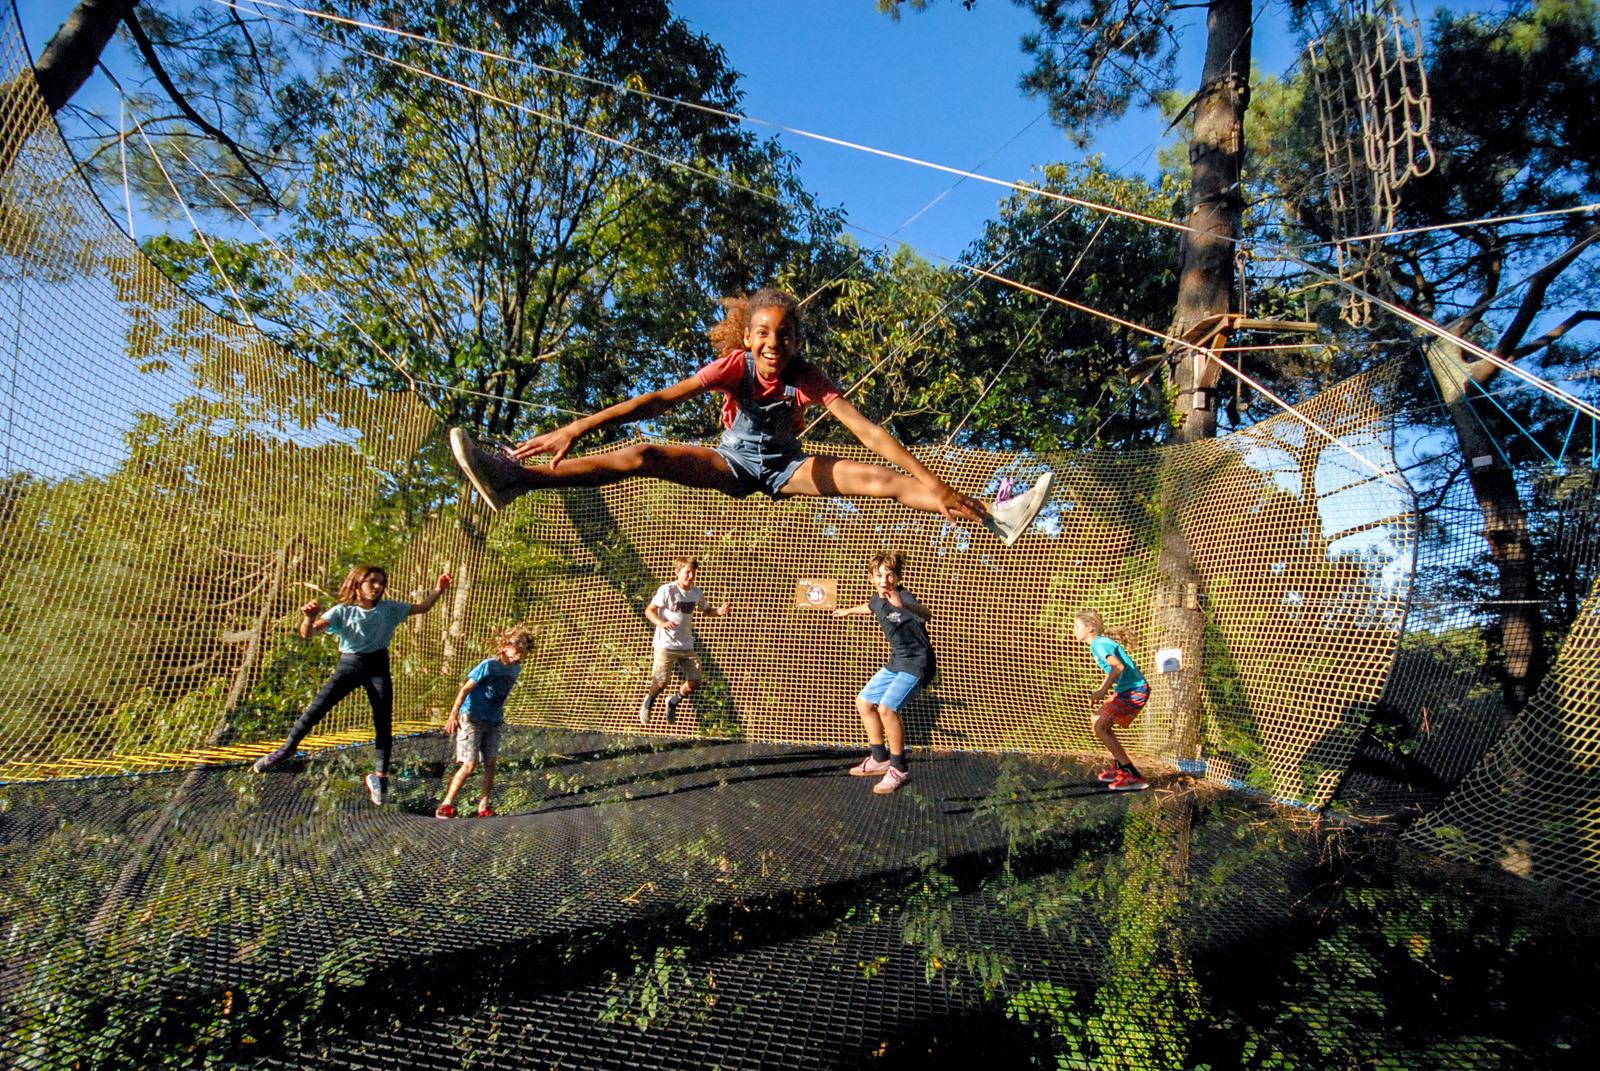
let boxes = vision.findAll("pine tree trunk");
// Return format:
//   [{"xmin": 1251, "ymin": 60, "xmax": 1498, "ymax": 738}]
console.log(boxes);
[
  {"xmin": 1, "ymin": 0, "xmax": 134, "ymax": 176},
  {"xmin": 1423, "ymin": 336, "xmax": 1547, "ymax": 713},
  {"xmin": 1159, "ymin": 0, "xmax": 1253, "ymax": 760}
]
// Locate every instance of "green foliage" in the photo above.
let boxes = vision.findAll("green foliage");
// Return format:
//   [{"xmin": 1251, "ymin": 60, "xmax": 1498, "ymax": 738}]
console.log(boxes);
[{"xmin": 946, "ymin": 160, "xmax": 1182, "ymax": 450}]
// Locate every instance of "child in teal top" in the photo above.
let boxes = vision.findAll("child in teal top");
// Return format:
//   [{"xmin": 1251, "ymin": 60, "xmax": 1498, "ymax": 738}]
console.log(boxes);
[{"xmin": 1073, "ymin": 609, "xmax": 1151, "ymax": 792}]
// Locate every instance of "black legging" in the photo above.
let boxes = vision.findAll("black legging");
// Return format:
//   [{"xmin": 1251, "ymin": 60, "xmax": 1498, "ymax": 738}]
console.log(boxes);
[{"xmin": 279, "ymin": 650, "xmax": 394, "ymax": 776}]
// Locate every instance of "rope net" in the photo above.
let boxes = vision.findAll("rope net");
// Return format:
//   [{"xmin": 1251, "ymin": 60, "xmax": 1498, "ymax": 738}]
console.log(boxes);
[
  {"xmin": 1308, "ymin": 0, "xmax": 1435, "ymax": 326},
  {"xmin": 0, "ymin": 17, "xmax": 1420, "ymax": 809}
]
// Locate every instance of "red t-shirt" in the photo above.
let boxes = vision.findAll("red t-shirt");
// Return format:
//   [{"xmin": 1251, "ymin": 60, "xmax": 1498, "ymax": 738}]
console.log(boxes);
[{"xmin": 695, "ymin": 350, "xmax": 843, "ymax": 434}]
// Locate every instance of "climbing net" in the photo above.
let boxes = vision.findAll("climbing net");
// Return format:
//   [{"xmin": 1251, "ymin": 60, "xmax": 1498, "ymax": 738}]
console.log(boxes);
[
  {"xmin": 1308, "ymin": 0, "xmax": 1435, "ymax": 325},
  {"xmin": 0, "ymin": 13, "xmax": 1418, "ymax": 808},
  {"xmin": 5, "ymin": 3, "xmax": 1600, "ymax": 906}
]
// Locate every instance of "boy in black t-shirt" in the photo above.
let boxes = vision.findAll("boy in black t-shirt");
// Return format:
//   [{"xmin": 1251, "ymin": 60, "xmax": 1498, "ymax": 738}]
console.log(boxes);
[{"xmin": 832, "ymin": 551, "xmax": 935, "ymax": 795}]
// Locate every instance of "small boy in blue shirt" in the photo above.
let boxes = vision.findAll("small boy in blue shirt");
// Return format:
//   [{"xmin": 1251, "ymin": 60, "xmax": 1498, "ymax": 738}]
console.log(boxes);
[{"xmin": 437, "ymin": 627, "xmax": 532, "ymax": 818}]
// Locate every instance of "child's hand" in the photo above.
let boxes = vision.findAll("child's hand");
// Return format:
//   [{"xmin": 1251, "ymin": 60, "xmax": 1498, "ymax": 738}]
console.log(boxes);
[
  {"xmin": 435, "ymin": 572, "xmax": 452, "ymax": 592},
  {"xmin": 301, "ymin": 600, "xmax": 321, "ymax": 617},
  {"xmin": 715, "ymin": 603, "xmax": 731, "ymax": 616},
  {"xmin": 934, "ymin": 484, "xmax": 986, "ymax": 524},
  {"xmin": 444, "ymin": 713, "xmax": 459, "ymax": 735},
  {"xmin": 511, "ymin": 423, "xmax": 580, "ymax": 466},
  {"xmin": 832, "ymin": 608, "xmax": 850, "ymax": 618}
]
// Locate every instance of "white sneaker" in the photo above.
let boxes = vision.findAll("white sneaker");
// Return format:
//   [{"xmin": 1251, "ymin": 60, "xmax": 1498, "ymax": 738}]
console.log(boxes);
[
  {"xmin": 365, "ymin": 772, "xmax": 387, "ymax": 806},
  {"xmin": 984, "ymin": 470, "xmax": 1055, "ymax": 546},
  {"xmin": 449, "ymin": 427, "xmax": 526, "ymax": 513}
]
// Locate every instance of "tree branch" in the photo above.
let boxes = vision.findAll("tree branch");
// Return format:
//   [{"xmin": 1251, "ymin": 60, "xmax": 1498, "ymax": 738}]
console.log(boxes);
[
  {"xmin": 122, "ymin": 9, "xmax": 280, "ymax": 209},
  {"xmin": 1514, "ymin": 310, "xmax": 1600, "ymax": 360},
  {"xmin": 1494, "ymin": 222, "xmax": 1600, "ymax": 358}
]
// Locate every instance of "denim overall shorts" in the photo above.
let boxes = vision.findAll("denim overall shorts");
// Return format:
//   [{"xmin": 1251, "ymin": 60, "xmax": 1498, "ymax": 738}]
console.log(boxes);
[{"xmin": 714, "ymin": 353, "xmax": 811, "ymax": 498}]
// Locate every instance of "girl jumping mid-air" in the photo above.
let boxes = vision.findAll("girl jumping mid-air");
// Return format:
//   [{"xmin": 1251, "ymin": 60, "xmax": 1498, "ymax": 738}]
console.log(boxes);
[
  {"xmin": 833, "ymin": 551, "xmax": 935, "ymax": 796},
  {"xmin": 1073, "ymin": 609, "xmax": 1150, "ymax": 792},
  {"xmin": 254, "ymin": 564, "xmax": 452, "ymax": 805},
  {"xmin": 449, "ymin": 288, "xmax": 1052, "ymax": 545}
]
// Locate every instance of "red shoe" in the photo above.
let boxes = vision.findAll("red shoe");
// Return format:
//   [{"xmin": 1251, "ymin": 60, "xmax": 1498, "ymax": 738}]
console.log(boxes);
[
  {"xmin": 1096, "ymin": 767, "xmax": 1121, "ymax": 783},
  {"xmin": 477, "ymin": 804, "xmax": 498, "ymax": 818},
  {"xmin": 1107, "ymin": 769, "xmax": 1149, "ymax": 792},
  {"xmin": 435, "ymin": 803, "xmax": 457, "ymax": 819}
]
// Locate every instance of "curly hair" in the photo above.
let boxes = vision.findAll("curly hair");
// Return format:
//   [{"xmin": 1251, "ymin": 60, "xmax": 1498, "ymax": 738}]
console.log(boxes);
[{"xmin": 707, "ymin": 287, "xmax": 803, "ymax": 356}]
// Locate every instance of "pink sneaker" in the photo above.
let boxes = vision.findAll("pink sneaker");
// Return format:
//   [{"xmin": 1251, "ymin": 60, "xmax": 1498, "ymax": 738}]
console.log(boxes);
[
  {"xmin": 849, "ymin": 755, "xmax": 892, "ymax": 777},
  {"xmin": 873, "ymin": 766, "xmax": 909, "ymax": 795}
]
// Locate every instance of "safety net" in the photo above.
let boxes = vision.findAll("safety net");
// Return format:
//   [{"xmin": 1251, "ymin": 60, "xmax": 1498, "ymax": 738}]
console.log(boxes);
[
  {"xmin": 0, "ymin": 10, "xmax": 1413, "ymax": 813},
  {"xmin": 3, "ymin": 3, "xmax": 1597, "ymax": 878}
]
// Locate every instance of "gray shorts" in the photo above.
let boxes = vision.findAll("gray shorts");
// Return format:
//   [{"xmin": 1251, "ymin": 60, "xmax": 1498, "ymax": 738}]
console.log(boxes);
[
  {"xmin": 715, "ymin": 433, "xmax": 809, "ymax": 499},
  {"xmin": 456, "ymin": 718, "xmax": 503, "ymax": 765}
]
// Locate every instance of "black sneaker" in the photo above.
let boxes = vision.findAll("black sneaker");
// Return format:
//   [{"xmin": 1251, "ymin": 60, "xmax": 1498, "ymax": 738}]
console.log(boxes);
[
  {"xmin": 665, "ymin": 694, "xmax": 682, "ymax": 723},
  {"xmin": 252, "ymin": 749, "xmax": 287, "ymax": 773},
  {"xmin": 449, "ymin": 427, "xmax": 527, "ymax": 513}
]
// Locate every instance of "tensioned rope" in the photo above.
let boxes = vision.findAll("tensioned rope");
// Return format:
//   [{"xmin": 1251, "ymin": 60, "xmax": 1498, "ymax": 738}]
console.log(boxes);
[
  {"xmin": 1279, "ymin": 248, "xmax": 1600, "ymax": 423},
  {"xmin": 220, "ymin": 0, "xmax": 1600, "ymax": 262},
  {"xmin": 230, "ymin": 0, "xmax": 1600, "ymax": 445},
  {"xmin": 960, "ymin": 263, "xmax": 1413, "ymax": 492},
  {"xmin": 129, "ymin": 113, "xmax": 258, "ymax": 328},
  {"xmin": 215, "ymin": 0, "xmax": 1200, "ymax": 240},
  {"xmin": 149, "ymin": 115, "xmax": 596, "ymax": 420},
  {"xmin": 144, "ymin": 5, "xmax": 1402, "ymax": 481}
]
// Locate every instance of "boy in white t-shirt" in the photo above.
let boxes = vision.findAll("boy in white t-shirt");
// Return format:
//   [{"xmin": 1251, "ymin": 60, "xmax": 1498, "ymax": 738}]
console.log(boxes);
[{"xmin": 640, "ymin": 555, "xmax": 730, "ymax": 725}]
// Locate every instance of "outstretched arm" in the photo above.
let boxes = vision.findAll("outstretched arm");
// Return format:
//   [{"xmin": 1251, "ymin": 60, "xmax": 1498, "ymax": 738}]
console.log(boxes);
[
  {"xmin": 832, "ymin": 602, "xmax": 874, "ymax": 618},
  {"xmin": 822, "ymin": 396, "xmax": 984, "ymax": 523},
  {"xmin": 510, "ymin": 375, "xmax": 708, "ymax": 464},
  {"xmin": 409, "ymin": 572, "xmax": 453, "ymax": 615}
]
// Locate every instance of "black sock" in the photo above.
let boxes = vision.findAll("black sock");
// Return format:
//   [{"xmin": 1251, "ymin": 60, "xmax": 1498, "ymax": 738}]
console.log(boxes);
[
  {"xmin": 870, "ymin": 744, "xmax": 889, "ymax": 762},
  {"xmin": 889, "ymin": 752, "xmax": 908, "ymax": 772}
]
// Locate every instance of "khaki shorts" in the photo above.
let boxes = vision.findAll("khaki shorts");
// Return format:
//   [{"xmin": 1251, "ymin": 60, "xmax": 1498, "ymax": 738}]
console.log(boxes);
[
  {"xmin": 651, "ymin": 648, "xmax": 703, "ymax": 687},
  {"xmin": 456, "ymin": 718, "xmax": 503, "ymax": 765}
]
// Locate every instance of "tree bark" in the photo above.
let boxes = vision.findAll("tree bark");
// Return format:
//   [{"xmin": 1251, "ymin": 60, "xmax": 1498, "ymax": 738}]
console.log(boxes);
[
  {"xmin": 1159, "ymin": 0, "xmax": 1253, "ymax": 761},
  {"xmin": 1170, "ymin": 0, "xmax": 1253, "ymax": 442},
  {"xmin": 1423, "ymin": 336, "xmax": 1547, "ymax": 713},
  {"xmin": 1, "ymin": 0, "xmax": 135, "ymax": 176}
]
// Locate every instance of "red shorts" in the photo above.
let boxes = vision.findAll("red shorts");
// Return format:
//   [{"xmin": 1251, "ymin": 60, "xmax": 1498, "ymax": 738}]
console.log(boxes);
[{"xmin": 1102, "ymin": 687, "xmax": 1149, "ymax": 728}]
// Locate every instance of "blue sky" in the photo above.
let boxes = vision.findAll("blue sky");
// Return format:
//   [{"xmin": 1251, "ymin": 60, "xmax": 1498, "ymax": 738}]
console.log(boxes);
[
  {"xmin": 674, "ymin": 0, "xmax": 1307, "ymax": 264},
  {"xmin": 17, "ymin": 1, "xmax": 1501, "ymax": 265}
]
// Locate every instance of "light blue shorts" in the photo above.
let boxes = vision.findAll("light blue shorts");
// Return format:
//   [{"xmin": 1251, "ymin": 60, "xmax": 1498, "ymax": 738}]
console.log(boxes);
[
  {"xmin": 715, "ymin": 433, "xmax": 809, "ymax": 499},
  {"xmin": 859, "ymin": 668, "xmax": 924, "ymax": 712}
]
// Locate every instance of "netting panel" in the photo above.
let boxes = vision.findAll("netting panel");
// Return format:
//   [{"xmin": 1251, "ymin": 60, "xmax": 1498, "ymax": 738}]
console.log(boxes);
[
  {"xmin": 0, "ymin": 25, "xmax": 437, "ymax": 779},
  {"xmin": 0, "ymin": 10, "xmax": 1419, "ymax": 809},
  {"xmin": 383, "ymin": 374, "xmax": 1414, "ymax": 807},
  {"xmin": 1406, "ymin": 572, "xmax": 1600, "ymax": 896}
]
